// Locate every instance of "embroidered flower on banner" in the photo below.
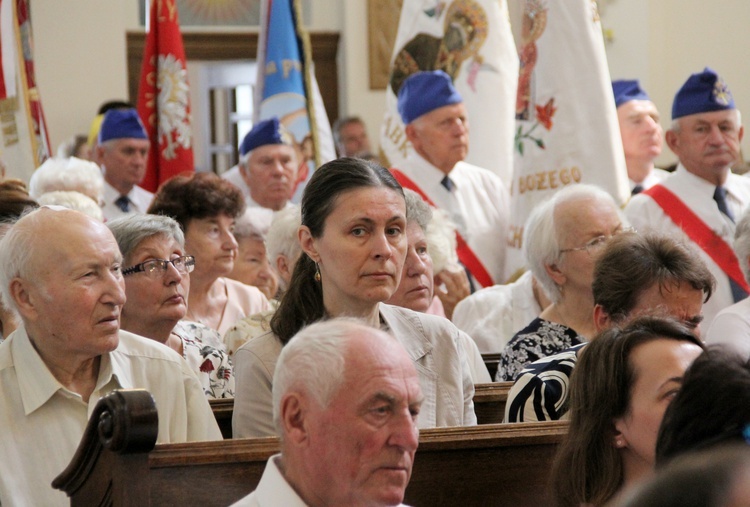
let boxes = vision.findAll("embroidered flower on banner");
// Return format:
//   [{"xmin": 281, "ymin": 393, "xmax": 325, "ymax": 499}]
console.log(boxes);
[
  {"xmin": 515, "ymin": 97, "xmax": 556, "ymax": 155},
  {"xmin": 157, "ymin": 53, "xmax": 192, "ymax": 159}
]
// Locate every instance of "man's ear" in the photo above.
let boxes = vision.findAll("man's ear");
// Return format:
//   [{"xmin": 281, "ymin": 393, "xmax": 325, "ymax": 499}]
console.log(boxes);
[
  {"xmin": 280, "ymin": 392, "xmax": 309, "ymax": 445},
  {"xmin": 9, "ymin": 278, "xmax": 37, "ymax": 322},
  {"xmin": 404, "ymin": 123, "xmax": 419, "ymax": 146},
  {"xmin": 665, "ymin": 129, "xmax": 680, "ymax": 154},
  {"xmin": 593, "ymin": 304, "xmax": 611, "ymax": 332},
  {"xmin": 298, "ymin": 226, "xmax": 319, "ymax": 264}
]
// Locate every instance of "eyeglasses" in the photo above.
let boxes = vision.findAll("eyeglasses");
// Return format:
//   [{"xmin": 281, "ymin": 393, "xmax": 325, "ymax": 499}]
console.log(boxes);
[
  {"xmin": 559, "ymin": 227, "xmax": 635, "ymax": 255},
  {"xmin": 122, "ymin": 255, "xmax": 195, "ymax": 278}
]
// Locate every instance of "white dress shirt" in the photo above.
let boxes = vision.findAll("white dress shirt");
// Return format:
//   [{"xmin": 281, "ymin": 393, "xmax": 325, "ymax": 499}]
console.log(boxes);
[
  {"xmin": 101, "ymin": 180, "xmax": 154, "ymax": 221},
  {"xmin": 452, "ymin": 270, "xmax": 543, "ymax": 353},
  {"xmin": 399, "ymin": 153, "xmax": 510, "ymax": 286},
  {"xmin": 231, "ymin": 454, "xmax": 410, "ymax": 507},
  {"xmin": 0, "ymin": 326, "xmax": 222, "ymax": 506}
]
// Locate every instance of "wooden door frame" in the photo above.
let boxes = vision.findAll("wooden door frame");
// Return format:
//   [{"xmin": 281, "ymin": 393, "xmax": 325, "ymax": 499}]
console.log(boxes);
[{"xmin": 125, "ymin": 31, "xmax": 340, "ymax": 124}]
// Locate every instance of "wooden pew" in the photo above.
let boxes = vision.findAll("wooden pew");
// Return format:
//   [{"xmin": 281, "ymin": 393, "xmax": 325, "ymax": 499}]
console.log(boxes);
[
  {"xmin": 210, "ymin": 381, "xmax": 513, "ymax": 438},
  {"xmin": 209, "ymin": 398, "xmax": 233, "ymax": 439},
  {"xmin": 55, "ymin": 389, "xmax": 568, "ymax": 506},
  {"xmin": 474, "ymin": 382, "xmax": 513, "ymax": 425},
  {"xmin": 483, "ymin": 352, "xmax": 502, "ymax": 380}
]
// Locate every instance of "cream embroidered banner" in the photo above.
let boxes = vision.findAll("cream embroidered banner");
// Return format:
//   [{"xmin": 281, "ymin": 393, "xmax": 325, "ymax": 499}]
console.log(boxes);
[
  {"xmin": 506, "ymin": 0, "xmax": 629, "ymax": 276},
  {"xmin": 381, "ymin": 0, "xmax": 519, "ymax": 185}
]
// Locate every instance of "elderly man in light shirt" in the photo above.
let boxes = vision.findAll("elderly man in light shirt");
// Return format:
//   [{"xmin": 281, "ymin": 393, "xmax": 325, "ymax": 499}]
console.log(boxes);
[
  {"xmin": 222, "ymin": 117, "xmax": 298, "ymax": 229},
  {"xmin": 0, "ymin": 207, "xmax": 221, "ymax": 506},
  {"xmin": 232, "ymin": 318, "xmax": 423, "ymax": 507},
  {"xmin": 97, "ymin": 108, "xmax": 154, "ymax": 220},
  {"xmin": 392, "ymin": 70, "xmax": 510, "ymax": 289}
]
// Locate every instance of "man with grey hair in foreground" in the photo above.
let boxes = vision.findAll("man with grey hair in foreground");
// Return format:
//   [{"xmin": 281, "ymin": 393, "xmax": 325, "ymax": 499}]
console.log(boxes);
[
  {"xmin": 0, "ymin": 207, "xmax": 221, "ymax": 506},
  {"xmin": 232, "ymin": 318, "xmax": 424, "ymax": 507}
]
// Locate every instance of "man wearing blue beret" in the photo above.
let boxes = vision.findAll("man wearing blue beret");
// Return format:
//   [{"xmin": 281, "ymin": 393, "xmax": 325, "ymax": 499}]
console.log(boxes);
[
  {"xmin": 612, "ymin": 79, "xmax": 669, "ymax": 194},
  {"xmin": 392, "ymin": 70, "xmax": 510, "ymax": 291},
  {"xmin": 626, "ymin": 68, "xmax": 750, "ymax": 331},
  {"xmin": 222, "ymin": 118, "xmax": 298, "ymax": 228},
  {"xmin": 96, "ymin": 108, "xmax": 153, "ymax": 221}
]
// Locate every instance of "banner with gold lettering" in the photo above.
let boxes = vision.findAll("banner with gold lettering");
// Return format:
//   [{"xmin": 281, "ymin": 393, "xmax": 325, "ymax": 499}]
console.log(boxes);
[
  {"xmin": 506, "ymin": 0, "xmax": 629, "ymax": 276},
  {"xmin": 0, "ymin": 0, "xmax": 50, "ymax": 182},
  {"xmin": 254, "ymin": 0, "xmax": 335, "ymax": 201},
  {"xmin": 380, "ymin": 0, "xmax": 518, "ymax": 185},
  {"xmin": 136, "ymin": 0, "xmax": 194, "ymax": 192}
]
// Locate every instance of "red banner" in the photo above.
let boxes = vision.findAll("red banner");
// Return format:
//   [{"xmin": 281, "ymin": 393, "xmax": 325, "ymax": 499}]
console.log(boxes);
[{"xmin": 136, "ymin": 0, "xmax": 194, "ymax": 192}]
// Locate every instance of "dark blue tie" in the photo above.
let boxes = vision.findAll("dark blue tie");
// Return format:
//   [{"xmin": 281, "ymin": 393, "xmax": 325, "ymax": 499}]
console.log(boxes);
[
  {"xmin": 713, "ymin": 186, "xmax": 734, "ymax": 222},
  {"xmin": 714, "ymin": 186, "xmax": 746, "ymax": 302},
  {"xmin": 631, "ymin": 184, "xmax": 644, "ymax": 196},
  {"xmin": 115, "ymin": 195, "xmax": 130, "ymax": 213},
  {"xmin": 441, "ymin": 176, "xmax": 454, "ymax": 192}
]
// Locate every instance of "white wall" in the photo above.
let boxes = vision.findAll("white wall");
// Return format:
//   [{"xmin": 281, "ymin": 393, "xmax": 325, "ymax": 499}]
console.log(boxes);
[
  {"xmin": 33, "ymin": 1, "xmax": 140, "ymax": 152},
  {"xmin": 603, "ymin": 0, "xmax": 750, "ymax": 166},
  {"xmin": 30, "ymin": 0, "xmax": 750, "ymax": 166}
]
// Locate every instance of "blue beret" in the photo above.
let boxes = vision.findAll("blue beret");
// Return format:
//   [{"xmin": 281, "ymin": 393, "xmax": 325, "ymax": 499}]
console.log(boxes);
[
  {"xmin": 240, "ymin": 118, "xmax": 292, "ymax": 156},
  {"xmin": 672, "ymin": 67, "xmax": 735, "ymax": 120},
  {"xmin": 612, "ymin": 80, "xmax": 650, "ymax": 108},
  {"xmin": 397, "ymin": 70, "xmax": 463, "ymax": 124},
  {"xmin": 98, "ymin": 109, "xmax": 148, "ymax": 143}
]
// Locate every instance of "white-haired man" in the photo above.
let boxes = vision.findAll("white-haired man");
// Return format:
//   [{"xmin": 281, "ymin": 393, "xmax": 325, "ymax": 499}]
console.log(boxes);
[
  {"xmin": 625, "ymin": 68, "xmax": 750, "ymax": 330},
  {"xmin": 232, "ymin": 318, "xmax": 423, "ymax": 507},
  {"xmin": 0, "ymin": 208, "xmax": 221, "ymax": 505}
]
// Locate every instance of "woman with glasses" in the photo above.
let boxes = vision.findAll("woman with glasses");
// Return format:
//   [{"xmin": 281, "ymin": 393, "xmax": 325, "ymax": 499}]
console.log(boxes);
[
  {"xmin": 148, "ymin": 172, "xmax": 271, "ymax": 338},
  {"xmin": 496, "ymin": 184, "xmax": 628, "ymax": 381},
  {"xmin": 108, "ymin": 213, "xmax": 234, "ymax": 399}
]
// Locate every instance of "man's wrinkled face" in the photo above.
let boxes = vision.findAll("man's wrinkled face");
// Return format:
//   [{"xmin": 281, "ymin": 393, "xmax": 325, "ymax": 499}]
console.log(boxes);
[
  {"xmin": 17, "ymin": 212, "xmax": 126, "ymax": 360},
  {"xmin": 99, "ymin": 138, "xmax": 150, "ymax": 191},
  {"xmin": 617, "ymin": 100, "xmax": 663, "ymax": 169},
  {"xmin": 242, "ymin": 144, "xmax": 298, "ymax": 211},
  {"xmin": 302, "ymin": 337, "xmax": 423, "ymax": 506},
  {"xmin": 406, "ymin": 103, "xmax": 469, "ymax": 174},
  {"xmin": 667, "ymin": 109, "xmax": 743, "ymax": 184}
]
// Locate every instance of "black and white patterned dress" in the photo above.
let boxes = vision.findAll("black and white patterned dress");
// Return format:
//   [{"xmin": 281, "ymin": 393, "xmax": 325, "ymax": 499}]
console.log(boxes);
[{"xmin": 495, "ymin": 317, "xmax": 585, "ymax": 382}]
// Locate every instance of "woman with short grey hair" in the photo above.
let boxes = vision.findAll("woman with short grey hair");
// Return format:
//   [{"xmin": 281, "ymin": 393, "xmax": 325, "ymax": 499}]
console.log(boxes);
[
  {"xmin": 108, "ymin": 213, "xmax": 234, "ymax": 399},
  {"xmin": 496, "ymin": 184, "xmax": 629, "ymax": 381}
]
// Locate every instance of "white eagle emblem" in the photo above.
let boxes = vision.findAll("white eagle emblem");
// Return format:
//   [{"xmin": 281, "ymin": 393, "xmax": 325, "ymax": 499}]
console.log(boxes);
[{"xmin": 156, "ymin": 53, "xmax": 192, "ymax": 159}]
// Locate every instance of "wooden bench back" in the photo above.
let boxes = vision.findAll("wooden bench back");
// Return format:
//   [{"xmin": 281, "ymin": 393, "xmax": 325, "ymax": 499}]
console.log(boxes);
[
  {"xmin": 209, "ymin": 381, "xmax": 512, "ymax": 439},
  {"xmin": 55, "ymin": 390, "xmax": 566, "ymax": 506}
]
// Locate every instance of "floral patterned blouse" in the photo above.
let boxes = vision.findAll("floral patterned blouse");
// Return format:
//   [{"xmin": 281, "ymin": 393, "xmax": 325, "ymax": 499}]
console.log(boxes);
[
  {"xmin": 173, "ymin": 320, "xmax": 235, "ymax": 399},
  {"xmin": 496, "ymin": 317, "xmax": 584, "ymax": 382}
]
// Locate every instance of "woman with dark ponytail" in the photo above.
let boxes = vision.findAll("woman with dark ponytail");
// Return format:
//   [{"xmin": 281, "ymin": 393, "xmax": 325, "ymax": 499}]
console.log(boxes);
[{"xmin": 233, "ymin": 157, "xmax": 476, "ymax": 437}]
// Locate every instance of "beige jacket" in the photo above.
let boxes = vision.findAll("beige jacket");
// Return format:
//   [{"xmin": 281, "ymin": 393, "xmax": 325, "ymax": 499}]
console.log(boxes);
[{"xmin": 232, "ymin": 303, "xmax": 477, "ymax": 438}]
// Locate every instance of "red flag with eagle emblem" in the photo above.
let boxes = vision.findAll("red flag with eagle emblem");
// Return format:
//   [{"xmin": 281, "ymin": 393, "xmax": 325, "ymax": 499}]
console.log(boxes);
[{"xmin": 136, "ymin": 0, "xmax": 194, "ymax": 192}]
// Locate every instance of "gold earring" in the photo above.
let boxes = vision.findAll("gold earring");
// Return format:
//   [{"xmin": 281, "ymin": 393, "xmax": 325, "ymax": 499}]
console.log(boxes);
[{"xmin": 314, "ymin": 263, "xmax": 321, "ymax": 282}]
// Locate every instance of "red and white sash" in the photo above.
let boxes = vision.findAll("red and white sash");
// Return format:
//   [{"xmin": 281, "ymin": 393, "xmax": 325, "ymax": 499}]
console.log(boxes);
[
  {"xmin": 644, "ymin": 184, "xmax": 750, "ymax": 293},
  {"xmin": 390, "ymin": 168, "xmax": 495, "ymax": 288}
]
